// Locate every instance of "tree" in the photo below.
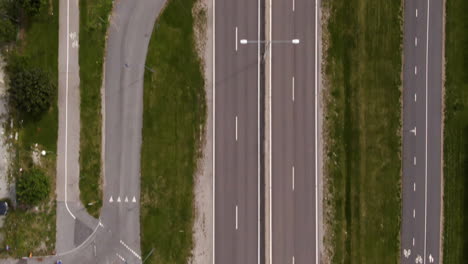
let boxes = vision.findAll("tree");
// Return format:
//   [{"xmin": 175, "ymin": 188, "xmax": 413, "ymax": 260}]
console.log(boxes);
[
  {"xmin": 8, "ymin": 60, "xmax": 55, "ymax": 117},
  {"xmin": 16, "ymin": 168, "xmax": 50, "ymax": 206},
  {"xmin": 18, "ymin": 0, "xmax": 42, "ymax": 16},
  {"xmin": 0, "ymin": 18, "xmax": 17, "ymax": 43}
]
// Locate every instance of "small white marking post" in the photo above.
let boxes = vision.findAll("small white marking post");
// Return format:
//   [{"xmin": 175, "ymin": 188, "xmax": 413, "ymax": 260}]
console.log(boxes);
[
  {"xmin": 235, "ymin": 27, "xmax": 238, "ymax": 51},
  {"xmin": 235, "ymin": 205, "xmax": 238, "ymax": 230}
]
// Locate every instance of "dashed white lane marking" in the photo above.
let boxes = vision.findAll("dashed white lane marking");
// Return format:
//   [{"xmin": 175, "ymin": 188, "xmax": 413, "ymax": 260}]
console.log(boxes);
[
  {"xmin": 413, "ymin": 237, "xmax": 415, "ymax": 246},
  {"xmin": 413, "ymin": 209, "xmax": 416, "ymax": 218},
  {"xmin": 292, "ymin": 77, "xmax": 295, "ymax": 101},
  {"xmin": 235, "ymin": 116, "xmax": 238, "ymax": 141},
  {"xmin": 414, "ymin": 182, "xmax": 416, "ymax": 192},
  {"xmin": 416, "ymin": 9, "xmax": 418, "ymax": 17},
  {"xmin": 235, "ymin": 27, "xmax": 238, "ymax": 51},
  {"xmin": 292, "ymin": 0, "xmax": 295, "ymax": 11},
  {"xmin": 415, "ymin": 66, "xmax": 418, "ymax": 75},
  {"xmin": 116, "ymin": 253, "xmax": 126, "ymax": 262},
  {"xmin": 117, "ymin": 196, "xmax": 121, "ymax": 203},
  {"xmin": 414, "ymin": 156, "xmax": 417, "ymax": 165},
  {"xmin": 292, "ymin": 166, "xmax": 295, "ymax": 191},
  {"xmin": 292, "ymin": 256, "xmax": 295, "ymax": 264},
  {"xmin": 415, "ymin": 93, "xmax": 417, "ymax": 102},
  {"xmin": 415, "ymin": 37, "xmax": 418, "ymax": 47},
  {"xmin": 120, "ymin": 240, "xmax": 141, "ymax": 260},
  {"xmin": 235, "ymin": 205, "xmax": 239, "ymax": 230}
]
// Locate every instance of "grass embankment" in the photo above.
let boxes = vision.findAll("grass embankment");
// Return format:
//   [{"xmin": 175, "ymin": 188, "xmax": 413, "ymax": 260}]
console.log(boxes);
[
  {"xmin": 140, "ymin": 0, "xmax": 206, "ymax": 262},
  {"xmin": 79, "ymin": 0, "xmax": 112, "ymax": 218},
  {"xmin": 0, "ymin": 0, "xmax": 58, "ymax": 257},
  {"xmin": 442, "ymin": 0, "xmax": 468, "ymax": 262},
  {"xmin": 322, "ymin": 0, "xmax": 402, "ymax": 262}
]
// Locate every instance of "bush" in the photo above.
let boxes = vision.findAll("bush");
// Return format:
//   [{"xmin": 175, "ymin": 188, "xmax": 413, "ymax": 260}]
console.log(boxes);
[
  {"xmin": 16, "ymin": 168, "xmax": 50, "ymax": 206},
  {"xmin": 0, "ymin": 18, "xmax": 17, "ymax": 43},
  {"xmin": 7, "ymin": 56, "xmax": 55, "ymax": 117}
]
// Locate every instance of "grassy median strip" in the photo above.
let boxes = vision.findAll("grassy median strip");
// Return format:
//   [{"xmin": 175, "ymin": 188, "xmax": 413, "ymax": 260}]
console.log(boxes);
[
  {"xmin": 322, "ymin": 0, "xmax": 402, "ymax": 262},
  {"xmin": 442, "ymin": 0, "xmax": 468, "ymax": 262},
  {"xmin": 0, "ymin": 0, "xmax": 58, "ymax": 257},
  {"xmin": 79, "ymin": 0, "xmax": 113, "ymax": 218},
  {"xmin": 140, "ymin": 0, "xmax": 206, "ymax": 262}
]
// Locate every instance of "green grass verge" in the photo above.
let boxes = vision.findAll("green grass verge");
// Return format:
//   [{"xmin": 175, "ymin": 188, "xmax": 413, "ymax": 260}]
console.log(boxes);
[
  {"xmin": 442, "ymin": 0, "xmax": 468, "ymax": 262},
  {"xmin": 0, "ymin": 0, "xmax": 58, "ymax": 257},
  {"xmin": 322, "ymin": 0, "xmax": 402, "ymax": 262},
  {"xmin": 78, "ymin": 0, "xmax": 113, "ymax": 219},
  {"xmin": 140, "ymin": 0, "xmax": 206, "ymax": 262}
]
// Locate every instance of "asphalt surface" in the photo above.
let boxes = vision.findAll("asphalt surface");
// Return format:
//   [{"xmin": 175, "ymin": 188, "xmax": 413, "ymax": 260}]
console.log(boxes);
[
  {"xmin": 214, "ymin": 0, "xmax": 261, "ymax": 262},
  {"xmin": 26, "ymin": 0, "xmax": 165, "ymax": 263},
  {"xmin": 401, "ymin": 0, "xmax": 443, "ymax": 263},
  {"xmin": 270, "ymin": 0, "xmax": 318, "ymax": 263}
]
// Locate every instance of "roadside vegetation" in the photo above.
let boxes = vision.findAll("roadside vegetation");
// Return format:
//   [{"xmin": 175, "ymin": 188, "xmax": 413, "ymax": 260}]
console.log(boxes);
[
  {"xmin": 442, "ymin": 0, "xmax": 468, "ymax": 262},
  {"xmin": 140, "ymin": 0, "xmax": 206, "ymax": 262},
  {"xmin": 78, "ymin": 0, "xmax": 113, "ymax": 218},
  {"xmin": 322, "ymin": 0, "xmax": 402, "ymax": 262},
  {"xmin": 0, "ymin": 0, "xmax": 58, "ymax": 257}
]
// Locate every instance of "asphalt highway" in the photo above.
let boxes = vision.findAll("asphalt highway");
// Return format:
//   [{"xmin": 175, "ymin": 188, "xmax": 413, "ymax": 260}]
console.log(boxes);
[
  {"xmin": 214, "ymin": 0, "xmax": 261, "ymax": 262},
  {"xmin": 401, "ymin": 0, "xmax": 443, "ymax": 263},
  {"xmin": 270, "ymin": 0, "xmax": 318, "ymax": 263}
]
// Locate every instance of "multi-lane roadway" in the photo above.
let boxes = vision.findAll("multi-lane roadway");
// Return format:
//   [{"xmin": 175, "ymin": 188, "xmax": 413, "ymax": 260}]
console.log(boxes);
[
  {"xmin": 401, "ymin": 0, "xmax": 443, "ymax": 263},
  {"xmin": 270, "ymin": 0, "xmax": 319, "ymax": 263},
  {"xmin": 214, "ymin": 0, "xmax": 261, "ymax": 262}
]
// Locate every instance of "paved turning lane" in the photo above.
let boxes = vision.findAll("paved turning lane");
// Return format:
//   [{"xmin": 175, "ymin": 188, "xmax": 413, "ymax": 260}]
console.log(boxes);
[
  {"xmin": 401, "ymin": 0, "xmax": 443, "ymax": 263},
  {"xmin": 214, "ymin": 0, "xmax": 261, "ymax": 262},
  {"xmin": 270, "ymin": 0, "xmax": 318, "ymax": 263}
]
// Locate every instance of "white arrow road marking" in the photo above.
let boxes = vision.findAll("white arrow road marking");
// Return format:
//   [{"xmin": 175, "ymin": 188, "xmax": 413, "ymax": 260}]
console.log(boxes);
[
  {"xmin": 109, "ymin": 196, "xmax": 113, "ymax": 203},
  {"xmin": 429, "ymin": 254, "xmax": 434, "ymax": 263},
  {"xmin": 125, "ymin": 196, "xmax": 129, "ymax": 203},
  {"xmin": 411, "ymin": 127, "xmax": 417, "ymax": 136},
  {"xmin": 117, "ymin": 196, "xmax": 121, "ymax": 203},
  {"xmin": 403, "ymin": 249, "xmax": 411, "ymax": 258},
  {"xmin": 416, "ymin": 255, "xmax": 423, "ymax": 264},
  {"xmin": 132, "ymin": 196, "xmax": 137, "ymax": 203}
]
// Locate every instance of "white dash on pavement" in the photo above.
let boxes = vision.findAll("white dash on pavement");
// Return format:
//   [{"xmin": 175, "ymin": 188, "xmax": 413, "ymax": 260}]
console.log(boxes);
[
  {"xmin": 416, "ymin": 9, "xmax": 418, "ymax": 17},
  {"xmin": 132, "ymin": 196, "xmax": 137, "ymax": 203},
  {"xmin": 292, "ymin": 77, "xmax": 295, "ymax": 101},
  {"xmin": 415, "ymin": 37, "xmax": 418, "ymax": 47},
  {"xmin": 292, "ymin": 0, "xmax": 295, "ymax": 11},
  {"xmin": 414, "ymin": 156, "xmax": 417, "ymax": 165},
  {"xmin": 415, "ymin": 66, "xmax": 418, "ymax": 75},
  {"xmin": 235, "ymin": 116, "xmax": 238, "ymax": 141},
  {"xmin": 235, "ymin": 205, "xmax": 239, "ymax": 230},
  {"xmin": 414, "ymin": 182, "xmax": 416, "ymax": 192},
  {"xmin": 235, "ymin": 27, "xmax": 238, "ymax": 51},
  {"xmin": 120, "ymin": 240, "xmax": 142, "ymax": 260},
  {"xmin": 413, "ymin": 209, "xmax": 416, "ymax": 218},
  {"xmin": 116, "ymin": 253, "xmax": 126, "ymax": 262},
  {"xmin": 415, "ymin": 93, "xmax": 417, "ymax": 102},
  {"xmin": 109, "ymin": 196, "xmax": 113, "ymax": 203},
  {"xmin": 413, "ymin": 237, "xmax": 415, "ymax": 246},
  {"xmin": 292, "ymin": 256, "xmax": 295, "ymax": 264},
  {"xmin": 292, "ymin": 166, "xmax": 295, "ymax": 191},
  {"xmin": 117, "ymin": 196, "xmax": 121, "ymax": 203},
  {"xmin": 125, "ymin": 196, "xmax": 128, "ymax": 203}
]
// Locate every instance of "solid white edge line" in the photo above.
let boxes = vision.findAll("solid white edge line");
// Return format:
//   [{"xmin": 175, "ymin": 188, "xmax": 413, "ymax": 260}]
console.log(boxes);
[
  {"xmin": 257, "ymin": 0, "xmax": 261, "ymax": 260},
  {"xmin": 424, "ymin": 0, "xmax": 430, "ymax": 263},
  {"xmin": 315, "ymin": 0, "xmax": 319, "ymax": 262},
  {"xmin": 212, "ymin": 0, "xmax": 216, "ymax": 260},
  {"xmin": 65, "ymin": 0, "xmax": 76, "ymax": 220},
  {"xmin": 269, "ymin": 0, "xmax": 272, "ymax": 261}
]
